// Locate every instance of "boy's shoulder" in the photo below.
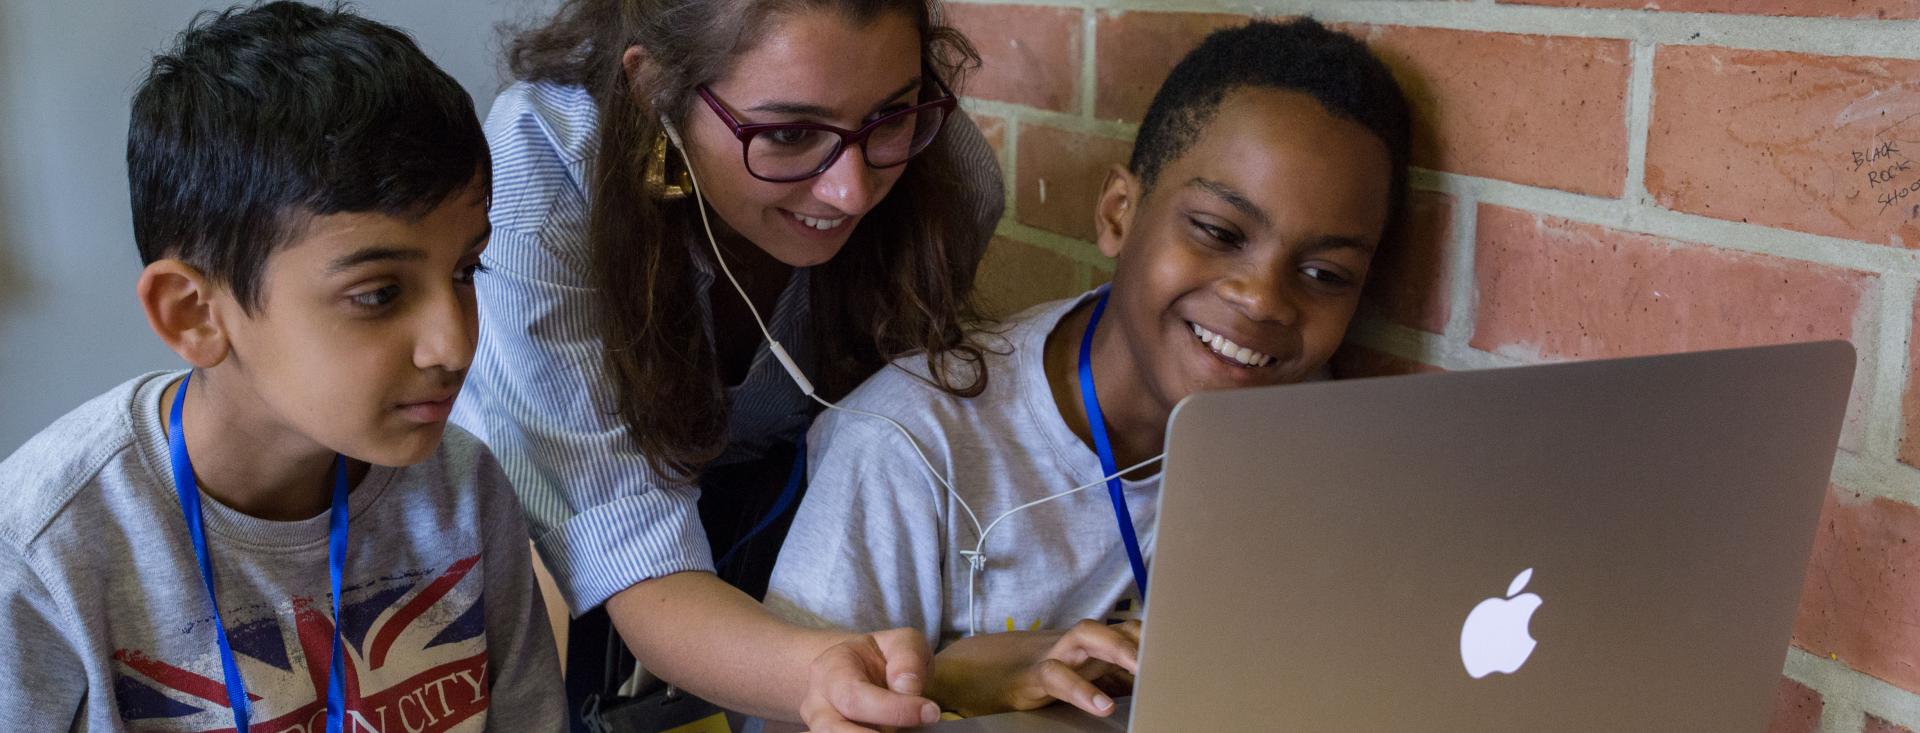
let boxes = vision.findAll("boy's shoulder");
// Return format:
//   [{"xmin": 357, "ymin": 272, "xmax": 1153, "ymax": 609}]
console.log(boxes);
[
  {"xmin": 824, "ymin": 293, "xmax": 1093, "ymax": 440},
  {"xmin": 386, "ymin": 420, "xmax": 520, "ymax": 520},
  {"xmin": 0, "ymin": 373, "xmax": 169, "ymax": 549},
  {"xmin": 857, "ymin": 296, "xmax": 1075, "ymax": 397},
  {"xmin": 416, "ymin": 421, "xmax": 508, "ymax": 495}
]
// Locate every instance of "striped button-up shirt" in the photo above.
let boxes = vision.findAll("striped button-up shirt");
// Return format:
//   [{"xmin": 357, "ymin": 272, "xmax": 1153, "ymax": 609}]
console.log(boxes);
[{"xmin": 453, "ymin": 80, "xmax": 1004, "ymax": 614}]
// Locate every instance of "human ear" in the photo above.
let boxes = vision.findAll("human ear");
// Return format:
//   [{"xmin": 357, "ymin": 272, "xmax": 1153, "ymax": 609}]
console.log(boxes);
[
  {"xmin": 622, "ymin": 45, "xmax": 661, "ymax": 97},
  {"xmin": 1094, "ymin": 165, "xmax": 1142, "ymax": 260},
  {"xmin": 136, "ymin": 260, "xmax": 230, "ymax": 369}
]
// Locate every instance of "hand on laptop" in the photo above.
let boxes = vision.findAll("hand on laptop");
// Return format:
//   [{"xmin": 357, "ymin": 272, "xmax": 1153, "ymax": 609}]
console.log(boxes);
[
  {"xmin": 927, "ymin": 619, "xmax": 1140, "ymax": 719},
  {"xmin": 800, "ymin": 627, "xmax": 942, "ymax": 733}
]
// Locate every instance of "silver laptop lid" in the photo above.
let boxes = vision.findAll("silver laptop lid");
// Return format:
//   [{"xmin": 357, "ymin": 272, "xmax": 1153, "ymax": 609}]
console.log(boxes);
[{"xmin": 1132, "ymin": 341, "xmax": 1853, "ymax": 732}]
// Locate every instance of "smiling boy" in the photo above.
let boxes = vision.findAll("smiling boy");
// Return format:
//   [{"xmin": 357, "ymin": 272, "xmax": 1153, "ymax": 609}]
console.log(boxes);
[
  {"xmin": 765, "ymin": 18, "xmax": 1412, "ymax": 718},
  {"xmin": 0, "ymin": 4, "xmax": 562, "ymax": 729}
]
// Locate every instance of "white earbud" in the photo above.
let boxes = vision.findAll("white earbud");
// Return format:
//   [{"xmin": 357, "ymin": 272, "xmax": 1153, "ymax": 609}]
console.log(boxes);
[
  {"xmin": 660, "ymin": 114, "xmax": 816, "ymax": 397},
  {"xmin": 658, "ymin": 114, "xmax": 686, "ymax": 151}
]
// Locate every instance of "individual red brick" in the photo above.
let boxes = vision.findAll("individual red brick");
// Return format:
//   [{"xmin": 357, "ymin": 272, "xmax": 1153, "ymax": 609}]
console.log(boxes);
[
  {"xmin": 968, "ymin": 110, "xmax": 1007, "ymax": 160},
  {"xmin": 1867, "ymin": 716, "xmax": 1918, "ymax": 733},
  {"xmin": 1500, "ymin": 0, "xmax": 1920, "ymax": 19},
  {"xmin": 1647, "ymin": 46, "xmax": 1920, "ymax": 249},
  {"xmin": 974, "ymin": 236, "xmax": 1081, "ymax": 317},
  {"xmin": 1093, "ymin": 11, "xmax": 1249, "ymax": 121},
  {"xmin": 1766, "ymin": 678, "xmax": 1824, "ymax": 733},
  {"xmin": 1475, "ymin": 204, "xmax": 1876, "ymax": 447},
  {"xmin": 1470, "ymin": 205, "xmax": 1871, "ymax": 360},
  {"xmin": 1014, "ymin": 123, "xmax": 1132, "ymax": 241},
  {"xmin": 1905, "ymin": 302, "xmax": 1920, "ymax": 468},
  {"xmin": 1350, "ymin": 25, "xmax": 1630, "ymax": 197},
  {"xmin": 1792, "ymin": 486, "xmax": 1920, "ymax": 693},
  {"xmin": 946, "ymin": 3, "xmax": 1082, "ymax": 112},
  {"xmin": 1363, "ymin": 191, "xmax": 1455, "ymax": 334},
  {"xmin": 1329, "ymin": 344, "xmax": 1445, "ymax": 379}
]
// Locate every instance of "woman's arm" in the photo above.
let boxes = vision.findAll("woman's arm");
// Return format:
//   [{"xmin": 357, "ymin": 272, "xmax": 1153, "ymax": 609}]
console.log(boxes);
[
  {"xmin": 606, "ymin": 572, "xmax": 941, "ymax": 730},
  {"xmin": 466, "ymin": 241, "xmax": 934, "ymax": 728}
]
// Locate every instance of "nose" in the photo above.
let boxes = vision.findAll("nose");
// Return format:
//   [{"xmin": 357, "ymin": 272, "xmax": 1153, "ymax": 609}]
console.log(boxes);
[
  {"xmin": 1220, "ymin": 266, "xmax": 1301, "ymax": 327},
  {"xmin": 415, "ymin": 287, "xmax": 476, "ymax": 374},
  {"xmin": 810, "ymin": 143, "xmax": 884, "ymax": 215}
]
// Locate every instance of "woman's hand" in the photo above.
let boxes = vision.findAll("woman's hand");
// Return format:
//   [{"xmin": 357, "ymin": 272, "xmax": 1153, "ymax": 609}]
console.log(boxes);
[
  {"xmin": 799, "ymin": 627, "xmax": 942, "ymax": 733},
  {"xmin": 927, "ymin": 619, "xmax": 1141, "ymax": 719},
  {"xmin": 606, "ymin": 574, "xmax": 938, "ymax": 730}
]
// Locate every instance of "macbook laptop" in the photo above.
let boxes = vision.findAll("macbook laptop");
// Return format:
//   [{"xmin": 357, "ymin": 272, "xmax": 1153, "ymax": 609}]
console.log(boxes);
[{"xmin": 926, "ymin": 341, "xmax": 1854, "ymax": 732}]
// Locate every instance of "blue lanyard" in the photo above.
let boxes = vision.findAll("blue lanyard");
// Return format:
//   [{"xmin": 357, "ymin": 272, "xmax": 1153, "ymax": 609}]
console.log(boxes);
[
  {"xmin": 715, "ymin": 434, "xmax": 807, "ymax": 571},
  {"xmin": 1077, "ymin": 289, "xmax": 1150, "ymax": 598},
  {"xmin": 167, "ymin": 373, "xmax": 349, "ymax": 733}
]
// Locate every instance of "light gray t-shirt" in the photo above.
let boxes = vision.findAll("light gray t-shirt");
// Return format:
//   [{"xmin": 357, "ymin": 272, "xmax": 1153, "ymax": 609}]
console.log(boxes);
[
  {"xmin": 0, "ymin": 371, "xmax": 564, "ymax": 731},
  {"xmin": 766, "ymin": 292, "xmax": 1156, "ymax": 648}
]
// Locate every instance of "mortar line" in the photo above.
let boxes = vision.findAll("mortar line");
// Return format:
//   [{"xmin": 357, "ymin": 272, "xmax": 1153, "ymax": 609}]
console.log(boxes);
[
  {"xmin": 1865, "ymin": 278, "xmax": 1916, "ymax": 461},
  {"xmin": 961, "ymin": 97, "xmax": 1138, "ymax": 139},
  {"xmin": 1079, "ymin": 4, "xmax": 1098, "ymax": 120},
  {"xmin": 1442, "ymin": 190, "xmax": 1480, "ymax": 346},
  {"xmin": 1782, "ymin": 649, "xmax": 1864, "ymax": 732},
  {"xmin": 1347, "ymin": 318, "xmax": 1525, "ymax": 371},
  {"xmin": 1623, "ymin": 40, "xmax": 1656, "ymax": 206},
  {"xmin": 1785, "ymin": 646, "xmax": 1920, "ymax": 732},
  {"xmin": 995, "ymin": 220, "xmax": 1111, "ymax": 267},
  {"xmin": 1832, "ymin": 450, "xmax": 1920, "ymax": 508},
  {"xmin": 1822, "ymin": 697, "xmax": 1868, "ymax": 733},
  {"xmin": 1002, "ymin": 109, "xmax": 1021, "ymax": 220},
  {"xmin": 1410, "ymin": 169, "xmax": 1920, "ymax": 278},
  {"xmin": 950, "ymin": 0, "xmax": 1920, "ymax": 60}
]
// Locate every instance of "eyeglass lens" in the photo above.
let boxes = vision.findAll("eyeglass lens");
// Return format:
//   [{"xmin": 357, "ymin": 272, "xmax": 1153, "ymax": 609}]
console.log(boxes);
[{"xmin": 745, "ymin": 104, "xmax": 948, "ymax": 181}]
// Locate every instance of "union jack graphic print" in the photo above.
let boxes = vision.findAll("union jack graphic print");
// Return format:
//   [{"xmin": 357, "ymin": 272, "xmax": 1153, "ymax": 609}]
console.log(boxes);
[{"xmin": 112, "ymin": 554, "xmax": 492, "ymax": 732}]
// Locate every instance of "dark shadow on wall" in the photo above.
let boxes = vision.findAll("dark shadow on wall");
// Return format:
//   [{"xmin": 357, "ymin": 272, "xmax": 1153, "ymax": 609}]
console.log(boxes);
[
  {"xmin": 1398, "ymin": 76, "xmax": 1445, "ymax": 199},
  {"xmin": 0, "ymin": 196, "xmax": 26, "ymax": 321},
  {"xmin": 1343, "ymin": 49, "xmax": 1446, "ymax": 370},
  {"xmin": 0, "ymin": 0, "xmax": 33, "ymax": 319}
]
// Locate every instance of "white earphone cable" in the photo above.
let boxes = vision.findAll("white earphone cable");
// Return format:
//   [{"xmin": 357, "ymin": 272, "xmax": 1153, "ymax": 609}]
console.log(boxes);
[{"xmin": 662, "ymin": 118, "xmax": 1163, "ymax": 636}]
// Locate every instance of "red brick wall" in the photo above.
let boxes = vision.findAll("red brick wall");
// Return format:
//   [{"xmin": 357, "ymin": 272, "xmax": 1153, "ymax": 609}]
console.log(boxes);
[{"xmin": 948, "ymin": 1, "xmax": 1920, "ymax": 728}]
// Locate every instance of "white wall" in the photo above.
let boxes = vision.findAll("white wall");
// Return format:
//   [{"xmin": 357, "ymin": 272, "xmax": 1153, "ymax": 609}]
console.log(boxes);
[{"xmin": 0, "ymin": 0, "xmax": 559, "ymax": 453}]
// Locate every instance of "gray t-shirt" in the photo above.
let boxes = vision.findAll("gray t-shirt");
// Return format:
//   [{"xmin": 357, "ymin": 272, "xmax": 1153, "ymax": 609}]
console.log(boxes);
[
  {"xmin": 766, "ymin": 292, "xmax": 1156, "ymax": 648},
  {"xmin": 0, "ymin": 371, "xmax": 564, "ymax": 731}
]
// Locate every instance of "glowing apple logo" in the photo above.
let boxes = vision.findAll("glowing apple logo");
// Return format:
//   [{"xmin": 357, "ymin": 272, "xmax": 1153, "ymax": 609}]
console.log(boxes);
[{"xmin": 1460, "ymin": 568, "xmax": 1543, "ymax": 679}]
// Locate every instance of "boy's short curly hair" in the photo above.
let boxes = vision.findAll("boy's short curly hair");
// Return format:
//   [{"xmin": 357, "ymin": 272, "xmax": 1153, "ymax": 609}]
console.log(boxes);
[
  {"xmin": 1128, "ymin": 18, "xmax": 1411, "ymax": 217},
  {"xmin": 127, "ymin": 1, "xmax": 489, "ymax": 311}
]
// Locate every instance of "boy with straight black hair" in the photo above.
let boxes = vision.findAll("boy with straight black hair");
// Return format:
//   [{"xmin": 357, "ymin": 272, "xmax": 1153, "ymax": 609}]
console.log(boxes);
[
  {"xmin": 767, "ymin": 17, "xmax": 1412, "ymax": 719},
  {"xmin": 0, "ymin": 3, "xmax": 564, "ymax": 729}
]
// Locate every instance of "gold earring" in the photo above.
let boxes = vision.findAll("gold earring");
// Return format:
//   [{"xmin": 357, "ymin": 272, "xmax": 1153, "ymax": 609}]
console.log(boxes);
[{"xmin": 646, "ymin": 132, "xmax": 693, "ymax": 200}]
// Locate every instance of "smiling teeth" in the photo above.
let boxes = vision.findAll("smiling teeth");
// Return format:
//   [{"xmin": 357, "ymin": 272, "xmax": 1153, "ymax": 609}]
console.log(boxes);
[
  {"xmin": 1190, "ymin": 322, "xmax": 1275, "ymax": 367},
  {"xmin": 793, "ymin": 212, "xmax": 846, "ymax": 230}
]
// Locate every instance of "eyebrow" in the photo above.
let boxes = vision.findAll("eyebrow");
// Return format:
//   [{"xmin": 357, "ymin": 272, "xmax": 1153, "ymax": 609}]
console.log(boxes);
[
  {"xmin": 1189, "ymin": 177, "xmax": 1274, "ymax": 230},
  {"xmin": 746, "ymin": 77, "xmax": 923, "ymax": 120},
  {"xmin": 1187, "ymin": 177, "xmax": 1377, "ymax": 254},
  {"xmin": 326, "ymin": 226, "xmax": 490, "ymax": 274},
  {"xmin": 327, "ymin": 246, "xmax": 424, "ymax": 274},
  {"xmin": 1298, "ymin": 234, "xmax": 1376, "ymax": 256}
]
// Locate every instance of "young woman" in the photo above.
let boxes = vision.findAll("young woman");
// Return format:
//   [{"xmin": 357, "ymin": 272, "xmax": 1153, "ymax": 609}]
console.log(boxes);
[{"xmin": 453, "ymin": 0, "xmax": 1005, "ymax": 729}]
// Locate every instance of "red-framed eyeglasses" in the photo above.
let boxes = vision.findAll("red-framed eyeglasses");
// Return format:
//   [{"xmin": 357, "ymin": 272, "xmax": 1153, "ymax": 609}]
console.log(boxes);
[{"xmin": 695, "ymin": 73, "xmax": 959, "ymax": 183}]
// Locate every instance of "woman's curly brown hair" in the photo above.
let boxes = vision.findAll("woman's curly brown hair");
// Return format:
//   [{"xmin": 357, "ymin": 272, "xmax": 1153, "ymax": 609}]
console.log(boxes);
[{"xmin": 506, "ymin": 0, "xmax": 990, "ymax": 482}]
